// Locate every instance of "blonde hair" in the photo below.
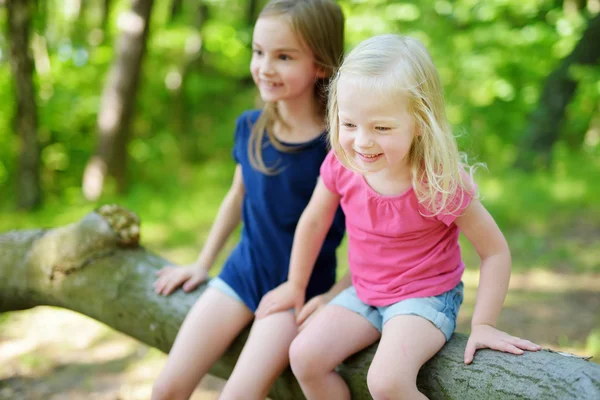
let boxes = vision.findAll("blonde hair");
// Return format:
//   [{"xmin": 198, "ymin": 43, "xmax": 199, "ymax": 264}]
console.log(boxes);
[
  {"xmin": 328, "ymin": 34, "xmax": 480, "ymax": 216},
  {"xmin": 248, "ymin": 0, "xmax": 345, "ymax": 174}
]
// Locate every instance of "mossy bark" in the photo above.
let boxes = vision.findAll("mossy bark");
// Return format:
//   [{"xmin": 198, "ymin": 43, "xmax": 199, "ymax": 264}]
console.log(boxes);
[{"xmin": 1, "ymin": 206, "xmax": 599, "ymax": 399}]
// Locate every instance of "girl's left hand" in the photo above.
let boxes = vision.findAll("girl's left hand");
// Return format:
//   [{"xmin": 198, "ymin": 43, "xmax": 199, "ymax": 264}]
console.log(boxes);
[
  {"xmin": 464, "ymin": 324, "xmax": 541, "ymax": 364},
  {"xmin": 255, "ymin": 281, "xmax": 305, "ymax": 319},
  {"xmin": 296, "ymin": 291, "xmax": 334, "ymax": 331}
]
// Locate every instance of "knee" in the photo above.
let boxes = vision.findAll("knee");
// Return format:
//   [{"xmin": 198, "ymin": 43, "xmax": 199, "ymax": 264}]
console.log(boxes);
[
  {"xmin": 367, "ymin": 367, "xmax": 416, "ymax": 400},
  {"xmin": 289, "ymin": 336, "xmax": 327, "ymax": 382}
]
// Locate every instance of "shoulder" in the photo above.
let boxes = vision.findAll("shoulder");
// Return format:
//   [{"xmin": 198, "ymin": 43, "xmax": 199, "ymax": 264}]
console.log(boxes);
[
  {"xmin": 321, "ymin": 150, "xmax": 342, "ymax": 173},
  {"xmin": 236, "ymin": 109, "xmax": 262, "ymax": 130},
  {"xmin": 320, "ymin": 151, "xmax": 353, "ymax": 194}
]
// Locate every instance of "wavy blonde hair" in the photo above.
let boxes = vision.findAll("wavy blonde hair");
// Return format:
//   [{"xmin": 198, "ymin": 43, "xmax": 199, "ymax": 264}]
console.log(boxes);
[
  {"xmin": 248, "ymin": 0, "xmax": 345, "ymax": 174},
  {"xmin": 328, "ymin": 34, "xmax": 480, "ymax": 216}
]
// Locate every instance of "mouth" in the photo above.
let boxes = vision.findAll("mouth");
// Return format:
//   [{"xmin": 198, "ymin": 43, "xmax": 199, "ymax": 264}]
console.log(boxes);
[
  {"xmin": 260, "ymin": 80, "xmax": 283, "ymax": 88},
  {"xmin": 356, "ymin": 151, "xmax": 383, "ymax": 163}
]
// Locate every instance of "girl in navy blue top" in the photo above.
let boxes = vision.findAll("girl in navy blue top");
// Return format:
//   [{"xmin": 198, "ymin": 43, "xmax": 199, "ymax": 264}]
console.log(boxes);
[{"xmin": 152, "ymin": 1, "xmax": 346, "ymax": 399}]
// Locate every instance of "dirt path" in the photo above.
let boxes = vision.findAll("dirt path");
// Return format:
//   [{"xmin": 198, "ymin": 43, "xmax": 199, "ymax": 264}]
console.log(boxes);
[{"xmin": 1, "ymin": 270, "xmax": 599, "ymax": 400}]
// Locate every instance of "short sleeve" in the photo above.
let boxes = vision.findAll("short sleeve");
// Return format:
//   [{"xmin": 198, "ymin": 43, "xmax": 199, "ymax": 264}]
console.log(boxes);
[
  {"xmin": 319, "ymin": 150, "xmax": 340, "ymax": 195},
  {"xmin": 436, "ymin": 176, "xmax": 478, "ymax": 226},
  {"xmin": 231, "ymin": 114, "xmax": 246, "ymax": 163}
]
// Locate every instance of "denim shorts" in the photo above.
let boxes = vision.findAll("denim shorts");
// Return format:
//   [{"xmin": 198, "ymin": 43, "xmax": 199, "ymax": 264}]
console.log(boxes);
[
  {"xmin": 208, "ymin": 277, "xmax": 244, "ymax": 304},
  {"xmin": 329, "ymin": 282, "xmax": 464, "ymax": 341}
]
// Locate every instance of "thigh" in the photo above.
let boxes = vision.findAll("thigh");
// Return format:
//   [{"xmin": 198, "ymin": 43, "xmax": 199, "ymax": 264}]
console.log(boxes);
[
  {"xmin": 381, "ymin": 282, "xmax": 463, "ymax": 341},
  {"xmin": 159, "ymin": 288, "xmax": 254, "ymax": 392},
  {"xmin": 222, "ymin": 311, "xmax": 297, "ymax": 399},
  {"xmin": 370, "ymin": 315, "xmax": 446, "ymax": 382},
  {"xmin": 291, "ymin": 304, "xmax": 381, "ymax": 373}
]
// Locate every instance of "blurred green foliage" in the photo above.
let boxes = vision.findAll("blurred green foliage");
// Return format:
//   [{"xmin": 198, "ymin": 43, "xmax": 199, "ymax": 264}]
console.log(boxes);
[{"xmin": 0, "ymin": 0, "xmax": 598, "ymax": 277}]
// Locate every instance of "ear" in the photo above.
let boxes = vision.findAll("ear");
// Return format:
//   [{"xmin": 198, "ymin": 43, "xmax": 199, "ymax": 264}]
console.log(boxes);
[{"xmin": 315, "ymin": 66, "xmax": 328, "ymax": 79}]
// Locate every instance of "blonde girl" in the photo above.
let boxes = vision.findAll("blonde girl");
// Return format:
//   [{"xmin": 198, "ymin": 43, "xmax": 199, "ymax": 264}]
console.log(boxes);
[
  {"xmin": 152, "ymin": 1, "xmax": 346, "ymax": 399},
  {"xmin": 256, "ymin": 34, "xmax": 541, "ymax": 399}
]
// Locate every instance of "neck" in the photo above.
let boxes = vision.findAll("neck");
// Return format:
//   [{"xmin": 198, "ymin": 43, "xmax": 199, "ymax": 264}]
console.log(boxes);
[
  {"xmin": 276, "ymin": 90, "xmax": 323, "ymax": 133},
  {"xmin": 365, "ymin": 162, "xmax": 413, "ymax": 196}
]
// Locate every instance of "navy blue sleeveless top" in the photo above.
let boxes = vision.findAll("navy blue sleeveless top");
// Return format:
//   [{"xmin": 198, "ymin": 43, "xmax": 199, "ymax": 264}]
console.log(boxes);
[{"xmin": 218, "ymin": 110, "xmax": 346, "ymax": 312}]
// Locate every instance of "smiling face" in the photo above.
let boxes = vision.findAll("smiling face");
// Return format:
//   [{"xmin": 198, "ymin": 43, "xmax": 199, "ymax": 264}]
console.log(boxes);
[
  {"xmin": 250, "ymin": 15, "xmax": 322, "ymax": 104},
  {"xmin": 336, "ymin": 75, "xmax": 416, "ymax": 177}
]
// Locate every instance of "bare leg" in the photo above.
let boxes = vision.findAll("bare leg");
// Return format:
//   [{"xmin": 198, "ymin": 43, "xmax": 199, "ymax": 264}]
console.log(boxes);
[
  {"xmin": 289, "ymin": 305, "xmax": 380, "ymax": 400},
  {"xmin": 220, "ymin": 311, "xmax": 297, "ymax": 400},
  {"xmin": 367, "ymin": 315, "xmax": 446, "ymax": 400},
  {"xmin": 152, "ymin": 288, "xmax": 254, "ymax": 400}
]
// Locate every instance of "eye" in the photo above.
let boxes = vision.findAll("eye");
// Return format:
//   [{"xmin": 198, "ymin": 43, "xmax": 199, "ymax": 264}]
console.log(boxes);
[
  {"xmin": 252, "ymin": 49, "xmax": 263, "ymax": 56},
  {"xmin": 340, "ymin": 122, "xmax": 355, "ymax": 128},
  {"xmin": 279, "ymin": 54, "xmax": 291, "ymax": 61},
  {"xmin": 375, "ymin": 126, "xmax": 392, "ymax": 132}
]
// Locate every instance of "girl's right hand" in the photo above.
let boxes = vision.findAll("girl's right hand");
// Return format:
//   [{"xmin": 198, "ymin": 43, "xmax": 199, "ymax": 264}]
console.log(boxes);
[
  {"xmin": 255, "ymin": 281, "xmax": 305, "ymax": 319},
  {"xmin": 153, "ymin": 264, "xmax": 209, "ymax": 296}
]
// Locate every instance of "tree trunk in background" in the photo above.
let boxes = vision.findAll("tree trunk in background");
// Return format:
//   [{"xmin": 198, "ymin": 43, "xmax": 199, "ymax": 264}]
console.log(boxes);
[
  {"xmin": 101, "ymin": 0, "xmax": 112, "ymax": 33},
  {"xmin": 82, "ymin": 0, "xmax": 154, "ymax": 201},
  {"xmin": 515, "ymin": 13, "xmax": 600, "ymax": 170},
  {"xmin": 1, "ymin": 206, "xmax": 599, "ymax": 400},
  {"xmin": 172, "ymin": 1, "xmax": 209, "ymax": 161},
  {"xmin": 246, "ymin": 0, "xmax": 259, "ymax": 26},
  {"xmin": 169, "ymin": 0, "xmax": 184, "ymax": 22},
  {"xmin": 7, "ymin": 0, "xmax": 42, "ymax": 210}
]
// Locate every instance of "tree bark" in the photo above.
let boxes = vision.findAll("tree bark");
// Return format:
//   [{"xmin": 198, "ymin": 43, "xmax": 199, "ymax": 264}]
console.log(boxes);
[
  {"xmin": 169, "ymin": 0, "xmax": 184, "ymax": 22},
  {"xmin": 1, "ymin": 205, "xmax": 599, "ymax": 399},
  {"xmin": 7, "ymin": 0, "xmax": 42, "ymax": 210},
  {"xmin": 515, "ymin": 13, "xmax": 600, "ymax": 170},
  {"xmin": 101, "ymin": 0, "xmax": 112, "ymax": 34},
  {"xmin": 82, "ymin": 0, "xmax": 154, "ymax": 200},
  {"xmin": 246, "ymin": 0, "xmax": 259, "ymax": 27}
]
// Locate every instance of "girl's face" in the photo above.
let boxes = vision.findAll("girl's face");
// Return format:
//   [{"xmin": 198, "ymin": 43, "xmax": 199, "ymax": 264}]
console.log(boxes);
[
  {"xmin": 250, "ymin": 15, "xmax": 322, "ymax": 104},
  {"xmin": 337, "ymin": 76, "xmax": 416, "ymax": 176}
]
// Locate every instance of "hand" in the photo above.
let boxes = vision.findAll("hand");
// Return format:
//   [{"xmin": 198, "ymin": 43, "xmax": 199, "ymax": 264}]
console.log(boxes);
[
  {"xmin": 255, "ymin": 281, "xmax": 305, "ymax": 319},
  {"xmin": 153, "ymin": 263, "xmax": 209, "ymax": 296},
  {"xmin": 464, "ymin": 324, "xmax": 542, "ymax": 364},
  {"xmin": 296, "ymin": 291, "xmax": 334, "ymax": 331}
]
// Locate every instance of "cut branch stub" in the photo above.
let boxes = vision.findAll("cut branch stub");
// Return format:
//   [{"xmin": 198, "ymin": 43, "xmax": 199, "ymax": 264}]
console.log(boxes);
[{"xmin": 96, "ymin": 204, "xmax": 140, "ymax": 247}]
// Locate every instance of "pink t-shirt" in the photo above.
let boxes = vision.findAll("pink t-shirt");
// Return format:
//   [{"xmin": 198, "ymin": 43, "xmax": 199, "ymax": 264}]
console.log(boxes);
[{"xmin": 320, "ymin": 151, "xmax": 475, "ymax": 306}]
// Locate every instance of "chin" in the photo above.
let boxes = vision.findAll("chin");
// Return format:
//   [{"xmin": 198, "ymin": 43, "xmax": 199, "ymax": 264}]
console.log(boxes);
[{"xmin": 259, "ymin": 93, "xmax": 284, "ymax": 103}]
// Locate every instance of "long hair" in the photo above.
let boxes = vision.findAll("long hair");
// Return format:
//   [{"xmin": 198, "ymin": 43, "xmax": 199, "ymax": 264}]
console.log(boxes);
[
  {"xmin": 328, "ymin": 34, "xmax": 480, "ymax": 216},
  {"xmin": 248, "ymin": 0, "xmax": 345, "ymax": 174}
]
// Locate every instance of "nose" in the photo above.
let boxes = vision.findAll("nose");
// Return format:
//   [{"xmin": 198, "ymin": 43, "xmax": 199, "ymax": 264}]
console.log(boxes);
[
  {"xmin": 354, "ymin": 128, "xmax": 373, "ymax": 149},
  {"xmin": 259, "ymin": 57, "xmax": 275, "ymax": 77}
]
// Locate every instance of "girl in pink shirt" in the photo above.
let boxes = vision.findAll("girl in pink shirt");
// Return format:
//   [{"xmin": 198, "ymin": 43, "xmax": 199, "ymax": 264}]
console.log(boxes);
[{"xmin": 256, "ymin": 34, "xmax": 540, "ymax": 399}]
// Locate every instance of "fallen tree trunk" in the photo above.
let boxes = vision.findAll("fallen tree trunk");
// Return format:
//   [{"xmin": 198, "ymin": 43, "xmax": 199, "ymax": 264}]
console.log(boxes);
[{"xmin": 1, "ymin": 205, "xmax": 599, "ymax": 399}]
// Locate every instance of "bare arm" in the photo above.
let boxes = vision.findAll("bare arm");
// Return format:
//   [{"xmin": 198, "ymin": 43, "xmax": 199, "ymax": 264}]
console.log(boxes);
[
  {"xmin": 194, "ymin": 164, "xmax": 245, "ymax": 272},
  {"xmin": 456, "ymin": 199, "xmax": 511, "ymax": 328},
  {"xmin": 295, "ymin": 270, "xmax": 351, "ymax": 328},
  {"xmin": 154, "ymin": 165, "xmax": 244, "ymax": 295},
  {"xmin": 288, "ymin": 179, "xmax": 341, "ymax": 290},
  {"xmin": 255, "ymin": 179, "xmax": 341, "ymax": 317},
  {"xmin": 456, "ymin": 199, "xmax": 540, "ymax": 363}
]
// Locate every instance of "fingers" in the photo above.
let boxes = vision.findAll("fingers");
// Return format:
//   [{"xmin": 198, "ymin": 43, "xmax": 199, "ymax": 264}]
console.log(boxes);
[
  {"xmin": 513, "ymin": 338, "xmax": 542, "ymax": 352},
  {"xmin": 182, "ymin": 274, "xmax": 205, "ymax": 292},
  {"xmin": 155, "ymin": 266, "xmax": 174, "ymax": 276},
  {"xmin": 464, "ymin": 339, "xmax": 477, "ymax": 364},
  {"xmin": 296, "ymin": 300, "xmax": 318, "ymax": 325},
  {"xmin": 299, "ymin": 313, "xmax": 315, "ymax": 332},
  {"xmin": 502, "ymin": 336, "xmax": 542, "ymax": 353},
  {"xmin": 155, "ymin": 277, "xmax": 178, "ymax": 296},
  {"xmin": 153, "ymin": 272, "xmax": 187, "ymax": 296},
  {"xmin": 464, "ymin": 334, "xmax": 542, "ymax": 364},
  {"xmin": 255, "ymin": 293, "xmax": 275, "ymax": 319}
]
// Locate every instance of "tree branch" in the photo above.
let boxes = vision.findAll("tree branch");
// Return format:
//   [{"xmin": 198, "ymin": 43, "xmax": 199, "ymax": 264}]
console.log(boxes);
[{"xmin": 1, "ymin": 205, "xmax": 599, "ymax": 399}]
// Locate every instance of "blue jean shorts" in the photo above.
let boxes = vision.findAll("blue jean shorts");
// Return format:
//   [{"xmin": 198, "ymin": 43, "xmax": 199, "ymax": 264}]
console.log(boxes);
[
  {"xmin": 329, "ymin": 282, "xmax": 464, "ymax": 341},
  {"xmin": 208, "ymin": 277, "xmax": 244, "ymax": 304}
]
